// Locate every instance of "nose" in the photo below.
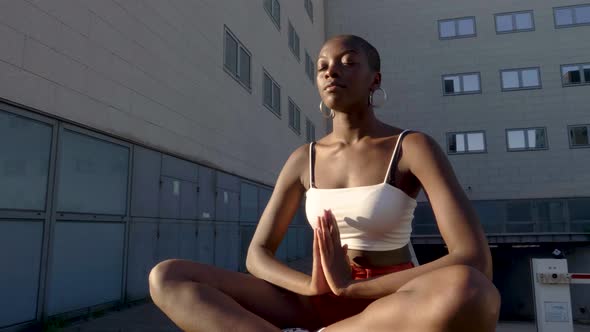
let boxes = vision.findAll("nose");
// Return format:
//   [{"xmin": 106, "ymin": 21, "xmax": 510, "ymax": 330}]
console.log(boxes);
[{"xmin": 324, "ymin": 61, "xmax": 341, "ymax": 79}]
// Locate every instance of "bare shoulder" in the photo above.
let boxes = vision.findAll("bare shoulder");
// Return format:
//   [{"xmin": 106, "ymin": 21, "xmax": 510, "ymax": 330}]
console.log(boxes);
[{"xmin": 276, "ymin": 142, "xmax": 313, "ymax": 191}]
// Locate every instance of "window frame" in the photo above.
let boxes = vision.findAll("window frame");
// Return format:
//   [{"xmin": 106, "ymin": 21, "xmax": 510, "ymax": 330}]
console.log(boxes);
[
  {"xmin": 305, "ymin": 0, "xmax": 314, "ymax": 22},
  {"xmin": 441, "ymin": 72, "xmax": 482, "ymax": 96},
  {"xmin": 305, "ymin": 50, "xmax": 315, "ymax": 84},
  {"xmin": 554, "ymin": 4, "xmax": 590, "ymax": 28},
  {"xmin": 262, "ymin": 69, "xmax": 281, "ymax": 118},
  {"xmin": 505, "ymin": 127, "xmax": 549, "ymax": 152},
  {"xmin": 560, "ymin": 62, "xmax": 590, "ymax": 87},
  {"xmin": 223, "ymin": 26, "xmax": 252, "ymax": 93},
  {"xmin": 288, "ymin": 98, "xmax": 302, "ymax": 135},
  {"xmin": 568, "ymin": 124, "xmax": 590, "ymax": 149},
  {"xmin": 446, "ymin": 130, "xmax": 487, "ymax": 155},
  {"xmin": 263, "ymin": 0, "xmax": 281, "ymax": 30},
  {"xmin": 288, "ymin": 21, "xmax": 301, "ymax": 61},
  {"xmin": 500, "ymin": 67, "xmax": 542, "ymax": 91},
  {"xmin": 438, "ymin": 16, "xmax": 477, "ymax": 40},
  {"xmin": 494, "ymin": 10, "xmax": 535, "ymax": 34}
]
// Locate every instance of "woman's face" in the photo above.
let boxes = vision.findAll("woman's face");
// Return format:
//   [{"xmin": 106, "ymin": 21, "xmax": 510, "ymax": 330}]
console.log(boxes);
[{"xmin": 316, "ymin": 38, "xmax": 379, "ymax": 113}]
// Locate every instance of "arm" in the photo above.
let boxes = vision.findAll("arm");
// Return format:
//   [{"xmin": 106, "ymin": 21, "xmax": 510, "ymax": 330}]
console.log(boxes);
[
  {"xmin": 340, "ymin": 132, "xmax": 493, "ymax": 299},
  {"xmin": 245, "ymin": 143, "xmax": 326, "ymax": 296}
]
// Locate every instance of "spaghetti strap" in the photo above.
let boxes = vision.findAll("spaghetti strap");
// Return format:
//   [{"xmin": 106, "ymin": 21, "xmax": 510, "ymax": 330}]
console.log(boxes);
[
  {"xmin": 383, "ymin": 129, "xmax": 412, "ymax": 183},
  {"xmin": 309, "ymin": 141, "xmax": 315, "ymax": 189}
]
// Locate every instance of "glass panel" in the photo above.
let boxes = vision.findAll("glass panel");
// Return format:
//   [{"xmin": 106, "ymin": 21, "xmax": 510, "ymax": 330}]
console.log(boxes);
[
  {"xmin": 473, "ymin": 201, "xmax": 504, "ymax": 233},
  {"xmin": 288, "ymin": 102, "xmax": 294, "ymax": 127},
  {"xmin": 555, "ymin": 8, "xmax": 574, "ymax": 26},
  {"xmin": 57, "ymin": 130, "xmax": 129, "ymax": 215},
  {"xmin": 263, "ymin": 74, "xmax": 272, "ymax": 107},
  {"xmin": 439, "ymin": 20, "xmax": 456, "ymax": 37},
  {"xmin": 568, "ymin": 198, "xmax": 590, "ymax": 221},
  {"xmin": 562, "ymin": 66, "xmax": 581, "ymax": 84},
  {"xmin": 515, "ymin": 12, "xmax": 533, "ymax": 30},
  {"xmin": 575, "ymin": 6, "xmax": 590, "ymax": 24},
  {"xmin": 239, "ymin": 48, "xmax": 250, "ymax": 87},
  {"xmin": 570, "ymin": 126, "xmax": 589, "ymax": 145},
  {"xmin": 502, "ymin": 71, "xmax": 519, "ymax": 89},
  {"xmin": 239, "ymin": 183, "xmax": 258, "ymax": 222},
  {"xmin": 457, "ymin": 18, "xmax": 475, "ymax": 35},
  {"xmin": 538, "ymin": 201, "xmax": 565, "ymax": 223},
  {"xmin": 272, "ymin": 0, "xmax": 280, "ymax": 24},
  {"xmin": 456, "ymin": 134, "xmax": 466, "ymax": 152},
  {"xmin": 496, "ymin": 14, "xmax": 513, "ymax": 32},
  {"xmin": 507, "ymin": 130, "xmax": 526, "ymax": 149},
  {"xmin": 462, "ymin": 74, "xmax": 480, "ymax": 92},
  {"xmin": 272, "ymin": 83, "xmax": 280, "ymax": 112},
  {"xmin": 288, "ymin": 24, "xmax": 293, "ymax": 48},
  {"xmin": 0, "ymin": 111, "xmax": 53, "ymax": 211},
  {"xmin": 294, "ymin": 33, "xmax": 300, "ymax": 57},
  {"xmin": 467, "ymin": 132, "xmax": 485, "ymax": 151},
  {"xmin": 444, "ymin": 76, "xmax": 460, "ymax": 94},
  {"xmin": 507, "ymin": 201, "xmax": 532, "ymax": 222},
  {"xmin": 522, "ymin": 69, "xmax": 540, "ymax": 87},
  {"xmin": 528, "ymin": 129, "xmax": 546, "ymax": 148},
  {"xmin": 224, "ymin": 32, "xmax": 237, "ymax": 74},
  {"xmin": 584, "ymin": 65, "xmax": 590, "ymax": 82},
  {"xmin": 506, "ymin": 223, "xmax": 535, "ymax": 233}
]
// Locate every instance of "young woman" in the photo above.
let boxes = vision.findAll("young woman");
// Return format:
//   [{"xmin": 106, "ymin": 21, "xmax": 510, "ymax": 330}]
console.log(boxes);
[{"xmin": 149, "ymin": 34, "xmax": 501, "ymax": 332}]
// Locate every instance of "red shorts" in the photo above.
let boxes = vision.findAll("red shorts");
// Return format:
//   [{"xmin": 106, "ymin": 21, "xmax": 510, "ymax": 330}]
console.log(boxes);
[{"xmin": 309, "ymin": 261, "xmax": 415, "ymax": 327}]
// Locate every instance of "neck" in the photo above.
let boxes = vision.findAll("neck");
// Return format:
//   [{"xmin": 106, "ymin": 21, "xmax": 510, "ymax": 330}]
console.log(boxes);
[{"xmin": 331, "ymin": 105, "xmax": 382, "ymax": 144}]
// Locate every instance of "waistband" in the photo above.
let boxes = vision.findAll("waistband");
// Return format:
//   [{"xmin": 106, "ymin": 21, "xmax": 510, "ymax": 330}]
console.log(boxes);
[{"xmin": 350, "ymin": 261, "xmax": 415, "ymax": 280}]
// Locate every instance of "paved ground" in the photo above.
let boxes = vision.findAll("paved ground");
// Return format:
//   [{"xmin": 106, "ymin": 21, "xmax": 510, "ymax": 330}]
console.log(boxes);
[{"xmin": 53, "ymin": 257, "xmax": 589, "ymax": 332}]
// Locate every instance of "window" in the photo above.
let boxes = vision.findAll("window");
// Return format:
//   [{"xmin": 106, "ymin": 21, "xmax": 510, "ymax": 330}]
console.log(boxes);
[
  {"xmin": 501, "ymin": 67, "xmax": 541, "ymax": 91},
  {"xmin": 442, "ymin": 73, "xmax": 481, "ymax": 95},
  {"xmin": 568, "ymin": 124, "xmax": 590, "ymax": 148},
  {"xmin": 305, "ymin": 51, "xmax": 315, "ymax": 83},
  {"xmin": 438, "ymin": 17, "xmax": 476, "ymax": 39},
  {"xmin": 506, "ymin": 128, "xmax": 547, "ymax": 151},
  {"xmin": 305, "ymin": 0, "xmax": 314, "ymax": 22},
  {"xmin": 554, "ymin": 4, "xmax": 590, "ymax": 27},
  {"xmin": 224, "ymin": 27, "xmax": 251, "ymax": 91},
  {"xmin": 0, "ymin": 109, "xmax": 53, "ymax": 211},
  {"xmin": 495, "ymin": 10, "xmax": 534, "ymax": 33},
  {"xmin": 447, "ymin": 131, "xmax": 486, "ymax": 154},
  {"xmin": 288, "ymin": 21, "xmax": 300, "ymax": 60},
  {"xmin": 288, "ymin": 98, "xmax": 301, "ymax": 134},
  {"xmin": 264, "ymin": 0, "xmax": 281, "ymax": 29},
  {"xmin": 561, "ymin": 63, "xmax": 590, "ymax": 86},
  {"xmin": 263, "ymin": 70, "xmax": 281, "ymax": 117},
  {"xmin": 306, "ymin": 118, "xmax": 316, "ymax": 143}
]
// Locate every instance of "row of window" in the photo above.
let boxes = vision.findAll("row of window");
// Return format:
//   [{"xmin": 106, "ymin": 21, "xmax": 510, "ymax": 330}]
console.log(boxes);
[
  {"xmin": 224, "ymin": 26, "xmax": 316, "ymax": 142},
  {"xmin": 266, "ymin": 0, "xmax": 316, "ymax": 84},
  {"xmin": 447, "ymin": 125, "xmax": 590, "ymax": 154},
  {"xmin": 438, "ymin": 4, "xmax": 590, "ymax": 39},
  {"xmin": 443, "ymin": 62, "xmax": 590, "ymax": 96}
]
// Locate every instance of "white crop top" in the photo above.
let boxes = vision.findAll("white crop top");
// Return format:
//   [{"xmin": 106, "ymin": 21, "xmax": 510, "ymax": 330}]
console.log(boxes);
[{"xmin": 305, "ymin": 129, "xmax": 417, "ymax": 251}]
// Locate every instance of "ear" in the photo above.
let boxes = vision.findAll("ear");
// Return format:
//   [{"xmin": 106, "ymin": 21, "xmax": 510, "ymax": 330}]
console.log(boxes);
[{"xmin": 370, "ymin": 72, "xmax": 382, "ymax": 91}]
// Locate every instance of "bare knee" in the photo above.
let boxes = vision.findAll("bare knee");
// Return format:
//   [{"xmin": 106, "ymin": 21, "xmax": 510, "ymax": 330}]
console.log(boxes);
[
  {"xmin": 149, "ymin": 259, "xmax": 192, "ymax": 300},
  {"xmin": 429, "ymin": 265, "xmax": 501, "ymax": 329}
]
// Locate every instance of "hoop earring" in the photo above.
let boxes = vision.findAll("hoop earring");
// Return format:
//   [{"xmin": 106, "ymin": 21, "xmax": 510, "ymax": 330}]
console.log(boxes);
[
  {"xmin": 319, "ymin": 101, "xmax": 335, "ymax": 118},
  {"xmin": 369, "ymin": 87, "xmax": 388, "ymax": 108}
]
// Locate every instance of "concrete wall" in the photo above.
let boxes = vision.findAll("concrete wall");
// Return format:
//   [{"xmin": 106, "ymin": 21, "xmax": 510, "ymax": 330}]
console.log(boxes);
[
  {"xmin": 325, "ymin": 0, "xmax": 590, "ymax": 201},
  {"xmin": 0, "ymin": 0, "xmax": 326, "ymax": 187}
]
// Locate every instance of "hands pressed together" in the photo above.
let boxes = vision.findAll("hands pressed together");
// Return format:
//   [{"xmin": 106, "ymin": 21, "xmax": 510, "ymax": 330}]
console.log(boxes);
[{"xmin": 307, "ymin": 209, "xmax": 353, "ymax": 297}]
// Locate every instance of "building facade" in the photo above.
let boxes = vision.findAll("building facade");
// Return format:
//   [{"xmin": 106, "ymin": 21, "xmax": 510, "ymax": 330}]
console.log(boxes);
[
  {"xmin": 1, "ymin": 0, "xmax": 590, "ymax": 329},
  {"xmin": 0, "ymin": 0, "xmax": 325, "ymax": 330},
  {"xmin": 326, "ymin": 0, "xmax": 590, "ymax": 322}
]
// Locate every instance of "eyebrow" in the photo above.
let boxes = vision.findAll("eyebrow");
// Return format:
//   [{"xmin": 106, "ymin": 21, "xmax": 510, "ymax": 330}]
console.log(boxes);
[{"xmin": 317, "ymin": 49, "xmax": 359, "ymax": 60}]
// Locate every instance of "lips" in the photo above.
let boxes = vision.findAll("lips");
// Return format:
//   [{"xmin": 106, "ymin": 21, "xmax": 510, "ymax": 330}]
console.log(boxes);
[{"xmin": 324, "ymin": 82, "xmax": 346, "ymax": 91}]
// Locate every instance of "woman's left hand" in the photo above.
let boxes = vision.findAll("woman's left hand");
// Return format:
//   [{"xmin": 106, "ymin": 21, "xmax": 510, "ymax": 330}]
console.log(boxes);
[{"xmin": 317, "ymin": 209, "xmax": 353, "ymax": 296}]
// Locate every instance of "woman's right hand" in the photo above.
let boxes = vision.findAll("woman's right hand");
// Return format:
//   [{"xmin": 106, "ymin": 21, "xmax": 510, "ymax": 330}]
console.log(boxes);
[{"xmin": 305, "ymin": 217, "xmax": 331, "ymax": 296}]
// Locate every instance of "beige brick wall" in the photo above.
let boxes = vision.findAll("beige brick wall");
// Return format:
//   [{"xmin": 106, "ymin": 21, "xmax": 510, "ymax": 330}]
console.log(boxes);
[
  {"xmin": 326, "ymin": 0, "xmax": 590, "ymax": 201},
  {"xmin": 0, "ymin": 0, "xmax": 326, "ymax": 186}
]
